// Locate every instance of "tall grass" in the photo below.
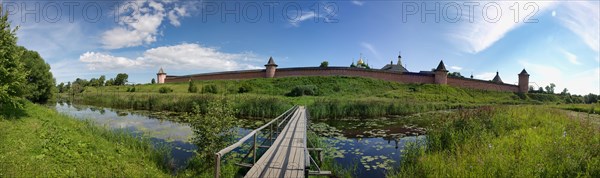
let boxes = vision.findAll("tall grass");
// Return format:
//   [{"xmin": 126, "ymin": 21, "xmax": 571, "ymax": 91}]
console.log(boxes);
[
  {"xmin": 389, "ymin": 106, "xmax": 600, "ymax": 177},
  {"xmin": 308, "ymin": 98, "xmax": 480, "ymax": 120}
]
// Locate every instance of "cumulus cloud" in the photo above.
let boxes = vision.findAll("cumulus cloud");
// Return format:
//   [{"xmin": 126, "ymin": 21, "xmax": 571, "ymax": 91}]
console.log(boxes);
[
  {"xmin": 101, "ymin": 0, "xmax": 196, "ymax": 49},
  {"xmin": 80, "ymin": 43, "xmax": 261, "ymax": 71}
]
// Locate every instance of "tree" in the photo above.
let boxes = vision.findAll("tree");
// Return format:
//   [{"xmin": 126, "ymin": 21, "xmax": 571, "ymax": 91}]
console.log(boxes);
[
  {"xmin": 560, "ymin": 88, "xmax": 569, "ymax": 95},
  {"xmin": 545, "ymin": 83, "xmax": 556, "ymax": 94},
  {"xmin": 19, "ymin": 47, "xmax": 55, "ymax": 103},
  {"xmin": 0, "ymin": 6, "xmax": 27, "ymax": 108},
  {"xmin": 188, "ymin": 80, "xmax": 198, "ymax": 93},
  {"xmin": 151, "ymin": 78, "xmax": 156, "ymax": 84},
  {"xmin": 57, "ymin": 82, "xmax": 65, "ymax": 93},
  {"xmin": 89, "ymin": 78, "xmax": 99, "ymax": 87},
  {"xmin": 538, "ymin": 87, "xmax": 544, "ymax": 93},
  {"xmin": 584, "ymin": 93, "xmax": 598, "ymax": 104},
  {"xmin": 113, "ymin": 73, "xmax": 128, "ymax": 86},
  {"xmin": 448, "ymin": 72, "xmax": 464, "ymax": 78},
  {"xmin": 98, "ymin": 75, "xmax": 106, "ymax": 87},
  {"xmin": 105, "ymin": 78, "xmax": 114, "ymax": 86},
  {"xmin": 320, "ymin": 61, "xmax": 328, "ymax": 68},
  {"xmin": 65, "ymin": 82, "xmax": 71, "ymax": 91},
  {"xmin": 73, "ymin": 78, "xmax": 89, "ymax": 87}
]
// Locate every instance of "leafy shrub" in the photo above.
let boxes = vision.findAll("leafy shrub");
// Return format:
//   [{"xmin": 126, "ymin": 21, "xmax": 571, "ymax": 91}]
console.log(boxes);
[
  {"xmin": 188, "ymin": 81, "xmax": 198, "ymax": 93},
  {"xmin": 158, "ymin": 87, "xmax": 173, "ymax": 93},
  {"xmin": 286, "ymin": 85, "xmax": 319, "ymax": 97},
  {"xmin": 238, "ymin": 84, "xmax": 252, "ymax": 93},
  {"xmin": 202, "ymin": 84, "xmax": 218, "ymax": 94}
]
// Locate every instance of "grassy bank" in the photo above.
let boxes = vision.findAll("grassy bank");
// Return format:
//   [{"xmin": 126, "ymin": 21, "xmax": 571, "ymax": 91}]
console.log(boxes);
[
  {"xmin": 554, "ymin": 103, "xmax": 600, "ymax": 114},
  {"xmin": 0, "ymin": 103, "xmax": 172, "ymax": 177},
  {"xmin": 389, "ymin": 106, "xmax": 600, "ymax": 177},
  {"xmin": 61, "ymin": 76, "xmax": 570, "ymax": 119}
]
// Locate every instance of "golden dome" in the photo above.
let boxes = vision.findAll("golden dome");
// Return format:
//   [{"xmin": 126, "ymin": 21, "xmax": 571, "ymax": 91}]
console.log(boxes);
[{"xmin": 357, "ymin": 58, "xmax": 364, "ymax": 65}]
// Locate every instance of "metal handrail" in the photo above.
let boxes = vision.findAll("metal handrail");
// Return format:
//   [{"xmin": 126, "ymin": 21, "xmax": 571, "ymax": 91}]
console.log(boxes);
[{"xmin": 214, "ymin": 105, "xmax": 298, "ymax": 178}]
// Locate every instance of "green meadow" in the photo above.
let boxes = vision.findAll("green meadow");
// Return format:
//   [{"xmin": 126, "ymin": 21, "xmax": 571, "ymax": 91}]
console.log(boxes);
[
  {"xmin": 388, "ymin": 106, "xmax": 600, "ymax": 177},
  {"xmin": 63, "ymin": 76, "xmax": 573, "ymax": 120},
  {"xmin": 0, "ymin": 103, "xmax": 172, "ymax": 177}
]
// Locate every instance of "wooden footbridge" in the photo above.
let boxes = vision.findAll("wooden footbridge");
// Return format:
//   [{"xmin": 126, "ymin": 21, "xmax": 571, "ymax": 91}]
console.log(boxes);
[{"xmin": 215, "ymin": 106, "xmax": 331, "ymax": 178}]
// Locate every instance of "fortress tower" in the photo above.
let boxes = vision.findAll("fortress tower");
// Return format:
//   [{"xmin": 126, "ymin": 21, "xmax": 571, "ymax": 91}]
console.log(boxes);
[
  {"xmin": 265, "ymin": 57, "xmax": 278, "ymax": 78},
  {"xmin": 157, "ymin": 68, "xmax": 167, "ymax": 84},
  {"xmin": 434, "ymin": 60, "xmax": 448, "ymax": 84},
  {"xmin": 518, "ymin": 69, "xmax": 530, "ymax": 93}
]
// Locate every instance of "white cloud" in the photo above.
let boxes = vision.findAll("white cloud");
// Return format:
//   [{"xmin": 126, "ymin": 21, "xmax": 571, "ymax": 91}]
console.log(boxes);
[
  {"xmin": 450, "ymin": 66, "xmax": 463, "ymax": 71},
  {"xmin": 80, "ymin": 43, "xmax": 261, "ymax": 71},
  {"xmin": 475, "ymin": 72, "xmax": 496, "ymax": 80},
  {"xmin": 557, "ymin": 1, "xmax": 600, "ymax": 52},
  {"xmin": 449, "ymin": 1, "xmax": 556, "ymax": 53},
  {"xmin": 101, "ymin": 0, "xmax": 195, "ymax": 49},
  {"xmin": 351, "ymin": 1, "xmax": 365, "ymax": 6},
  {"xmin": 559, "ymin": 49, "xmax": 581, "ymax": 65},
  {"xmin": 80, "ymin": 52, "xmax": 145, "ymax": 70}
]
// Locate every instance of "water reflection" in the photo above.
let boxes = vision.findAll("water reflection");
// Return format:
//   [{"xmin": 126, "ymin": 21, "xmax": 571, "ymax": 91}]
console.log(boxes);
[
  {"xmin": 54, "ymin": 102, "xmax": 196, "ymax": 169},
  {"xmin": 55, "ymin": 102, "xmax": 426, "ymax": 177}
]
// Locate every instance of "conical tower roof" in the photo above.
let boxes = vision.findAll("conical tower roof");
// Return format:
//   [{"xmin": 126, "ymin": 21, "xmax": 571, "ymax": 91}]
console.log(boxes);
[
  {"xmin": 435, "ymin": 60, "xmax": 447, "ymax": 71},
  {"xmin": 519, "ymin": 69, "xmax": 529, "ymax": 76},
  {"xmin": 492, "ymin": 72, "xmax": 503, "ymax": 83},
  {"xmin": 265, "ymin": 57, "xmax": 278, "ymax": 66},
  {"xmin": 157, "ymin": 67, "xmax": 165, "ymax": 74}
]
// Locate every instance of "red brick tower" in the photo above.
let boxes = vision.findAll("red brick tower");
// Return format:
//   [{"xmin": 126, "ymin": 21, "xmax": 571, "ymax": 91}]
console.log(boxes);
[
  {"xmin": 434, "ymin": 60, "xmax": 448, "ymax": 85},
  {"xmin": 265, "ymin": 57, "xmax": 278, "ymax": 78}
]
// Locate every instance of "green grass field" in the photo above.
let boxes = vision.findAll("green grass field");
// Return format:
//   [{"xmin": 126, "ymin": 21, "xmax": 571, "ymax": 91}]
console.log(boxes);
[
  {"xmin": 389, "ymin": 106, "xmax": 600, "ymax": 177},
  {"xmin": 0, "ymin": 103, "xmax": 172, "ymax": 177},
  {"xmin": 65, "ymin": 76, "xmax": 572, "ymax": 120}
]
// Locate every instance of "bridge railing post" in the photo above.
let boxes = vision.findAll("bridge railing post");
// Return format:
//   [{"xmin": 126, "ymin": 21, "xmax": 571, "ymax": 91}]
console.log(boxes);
[
  {"xmin": 253, "ymin": 133, "xmax": 257, "ymax": 164},
  {"xmin": 215, "ymin": 153, "xmax": 221, "ymax": 178}
]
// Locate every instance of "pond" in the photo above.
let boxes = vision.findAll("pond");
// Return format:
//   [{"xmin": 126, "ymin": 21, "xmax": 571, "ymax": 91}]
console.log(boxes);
[{"xmin": 54, "ymin": 102, "xmax": 427, "ymax": 177}]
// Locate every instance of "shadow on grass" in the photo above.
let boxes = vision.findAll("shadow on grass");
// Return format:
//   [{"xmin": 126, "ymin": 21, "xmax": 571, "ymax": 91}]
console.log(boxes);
[{"xmin": 0, "ymin": 104, "xmax": 28, "ymax": 120}]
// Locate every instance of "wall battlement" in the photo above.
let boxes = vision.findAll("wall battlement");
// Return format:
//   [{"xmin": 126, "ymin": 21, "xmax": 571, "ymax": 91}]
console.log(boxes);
[{"xmin": 159, "ymin": 58, "xmax": 529, "ymax": 93}]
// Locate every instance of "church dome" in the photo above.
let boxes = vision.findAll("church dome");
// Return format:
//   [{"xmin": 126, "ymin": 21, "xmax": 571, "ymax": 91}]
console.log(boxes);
[{"xmin": 357, "ymin": 58, "xmax": 364, "ymax": 65}]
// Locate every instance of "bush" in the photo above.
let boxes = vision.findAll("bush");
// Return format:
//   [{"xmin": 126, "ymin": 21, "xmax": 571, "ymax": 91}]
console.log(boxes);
[
  {"xmin": 202, "ymin": 84, "xmax": 218, "ymax": 94},
  {"xmin": 238, "ymin": 84, "xmax": 252, "ymax": 93},
  {"xmin": 286, "ymin": 85, "xmax": 319, "ymax": 97},
  {"xmin": 127, "ymin": 87, "xmax": 136, "ymax": 92},
  {"xmin": 158, "ymin": 87, "xmax": 173, "ymax": 93},
  {"xmin": 188, "ymin": 81, "xmax": 198, "ymax": 93}
]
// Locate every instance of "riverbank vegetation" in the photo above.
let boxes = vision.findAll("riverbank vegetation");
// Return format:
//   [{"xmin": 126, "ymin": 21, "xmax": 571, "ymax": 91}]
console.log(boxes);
[
  {"xmin": 389, "ymin": 106, "xmax": 600, "ymax": 177},
  {"xmin": 0, "ymin": 103, "xmax": 172, "ymax": 177},
  {"xmin": 59, "ymin": 75, "xmax": 589, "ymax": 120}
]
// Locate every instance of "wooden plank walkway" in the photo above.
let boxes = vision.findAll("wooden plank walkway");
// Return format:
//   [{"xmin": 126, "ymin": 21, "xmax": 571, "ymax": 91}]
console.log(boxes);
[{"xmin": 244, "ymin": 106, "xmax": 307, "ymax": 178}]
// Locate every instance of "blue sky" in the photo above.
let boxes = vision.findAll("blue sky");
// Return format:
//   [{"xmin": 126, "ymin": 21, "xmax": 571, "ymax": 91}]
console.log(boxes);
[{"xmin": 4, "ymin": 0, "xmax": 599, "ymax": 95}]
